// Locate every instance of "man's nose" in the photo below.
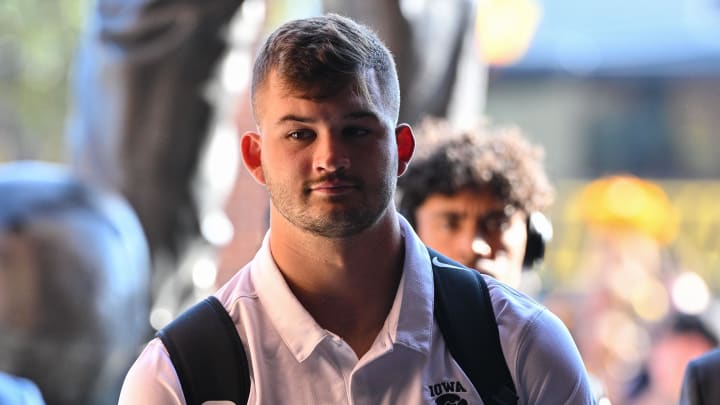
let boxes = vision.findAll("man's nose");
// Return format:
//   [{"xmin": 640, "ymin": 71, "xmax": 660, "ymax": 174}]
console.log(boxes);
[
  {"xmin": 314, "ymin": 134, "xmax": 350, "ymax": 172},
  {"xmin": 471, "ymin": 236, "xmax": 492, "ymax": 257}
]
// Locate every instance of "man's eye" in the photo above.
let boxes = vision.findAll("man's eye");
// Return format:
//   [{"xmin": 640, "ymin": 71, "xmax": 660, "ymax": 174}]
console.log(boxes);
[
  {"xmin": 288, "ymin": 130, "xmax": 314, "ymax": 140},
  {"xmin": 343, "ymin": 127, "xmax": 371, "ymax": 137},
  {"xmin": 442, "ymin": 218, "xmax": 460, "ymax": 231},
  {"xmin": 483, "ymin": 215, "xmax": 510, "ymax": 233}
]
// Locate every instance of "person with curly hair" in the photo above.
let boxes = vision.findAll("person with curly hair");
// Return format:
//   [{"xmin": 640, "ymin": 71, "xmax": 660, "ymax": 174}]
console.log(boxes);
[{"xmin": 397, "ymin": 117, "xmax": 555, "ymax": 288}]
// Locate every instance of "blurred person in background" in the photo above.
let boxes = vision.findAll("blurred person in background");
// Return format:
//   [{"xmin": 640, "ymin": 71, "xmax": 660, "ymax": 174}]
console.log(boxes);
[
  {"xmin": 679, "ymin": 347, "xmax": 720, "ymax": 405},
  {"xmin": 623, "ymin": 313, "xmax": 717, "ymax": 405},
  {"xmin": 396, "ymin": 117, "xmax": 554, "ymax": 289},
  {"xmin": 546, "ymin": 174, "xmax": 715, "ymax": 405},
  {"xmin": 0, "ymin": 161, "xmax": 150, "ymax": 405}
]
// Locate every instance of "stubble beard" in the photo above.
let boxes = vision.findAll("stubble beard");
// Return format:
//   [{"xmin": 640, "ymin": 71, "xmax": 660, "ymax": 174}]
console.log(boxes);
[{"xmin": 265, "ymin": 171, "xmax": 395, "ymax": 238}]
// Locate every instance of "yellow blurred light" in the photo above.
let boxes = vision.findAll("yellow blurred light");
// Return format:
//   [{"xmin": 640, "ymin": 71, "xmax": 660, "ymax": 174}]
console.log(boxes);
[
  {"xmin": 577, "ymin": 175, "xmax": 680, "ymax": 245},
  {"xmin": 475, "ymin": 0, "xmax": 541, "ymax": 66}
]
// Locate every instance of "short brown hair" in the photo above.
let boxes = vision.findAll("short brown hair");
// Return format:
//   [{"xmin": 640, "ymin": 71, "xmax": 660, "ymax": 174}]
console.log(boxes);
[{"xmin": 251, "ymin": 14, "xmax": 400, "ymax": 121}]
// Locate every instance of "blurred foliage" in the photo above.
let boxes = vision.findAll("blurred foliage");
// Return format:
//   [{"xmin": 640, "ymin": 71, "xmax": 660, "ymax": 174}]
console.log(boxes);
[{"xmin": 0, "ymin": 0, "xmax": 86, "ymax": 162}]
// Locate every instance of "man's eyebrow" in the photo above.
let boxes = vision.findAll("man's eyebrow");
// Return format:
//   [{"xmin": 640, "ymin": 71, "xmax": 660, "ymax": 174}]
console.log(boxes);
[
  {"xmin": 431, "ymin": 209, "xmax": 508, "ymax": 219},
  {"xmin": 276, "ymin": 114, "xmax": 314, "ymax": 125},
  {"xmin": 274, "ymin": 110, "xmax": 377, "ymax": 126},
  {"xmin": 344, "ymin": 110, "xmax": 378, "ymax": 120},
  {"xmin": 433, "ymin": 210, "xmax": 466, "ymax": 219},
  {"xmin": 483, "ymin": 209, "xmax": 509, "ymax": 217}
]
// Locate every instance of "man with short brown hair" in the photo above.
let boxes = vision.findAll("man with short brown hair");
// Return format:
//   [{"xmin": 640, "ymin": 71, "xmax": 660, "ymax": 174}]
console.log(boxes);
[{"xmin": 120, "ymin": 14, "xmax": 595, "ymax": 405}]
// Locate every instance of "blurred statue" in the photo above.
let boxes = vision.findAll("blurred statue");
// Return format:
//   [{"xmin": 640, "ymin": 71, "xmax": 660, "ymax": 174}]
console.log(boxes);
[
  {"xmin": 65, "ymin": 0, "xmax": 245, "ymax": 265},
  {"xmin": 0, "ymin": 161, "xmax": 150, "ymax": 405},
  {"xmin": 322, "ymin": 0, "xmax": 476, "ymax": 125}
]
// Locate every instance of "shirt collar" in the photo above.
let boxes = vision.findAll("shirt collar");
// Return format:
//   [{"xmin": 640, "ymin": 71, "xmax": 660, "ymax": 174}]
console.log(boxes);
[
  {"xmin": 251, "ymin": 215, "xmax": 435, "ymax": 362},
  {"xmin": 252, "ymin": 233, "xmax": 329, "ymax": 362},
  {"xmin": 392, "ymin": 215, "xmax": 434, "ymax": 353}
]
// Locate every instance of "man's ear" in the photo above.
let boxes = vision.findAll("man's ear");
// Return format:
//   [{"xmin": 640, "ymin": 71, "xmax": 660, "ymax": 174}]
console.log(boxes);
[
  {"xmin": 395, "ymin": 124, "xmax": 415, "ymax": 176},
  {"xmin": 240, "ymin": 131, "xmax": 266, "ymax": 185}
]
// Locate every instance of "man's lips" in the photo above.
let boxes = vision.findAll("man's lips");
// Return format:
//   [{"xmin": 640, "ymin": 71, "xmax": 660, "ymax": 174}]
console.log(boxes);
[
  {"xmin": 311, "ymin": 181, "xmax": 355, "ymax": 189},
  {"xmin": 308, "ymin": 180, "xmax": 359, "ymax": 194}
]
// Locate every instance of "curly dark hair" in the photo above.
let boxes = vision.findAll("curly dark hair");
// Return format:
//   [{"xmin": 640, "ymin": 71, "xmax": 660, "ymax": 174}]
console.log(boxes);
[{"xmin": 397, "ymin": 117, "xmax": 555, "ymax": 227}]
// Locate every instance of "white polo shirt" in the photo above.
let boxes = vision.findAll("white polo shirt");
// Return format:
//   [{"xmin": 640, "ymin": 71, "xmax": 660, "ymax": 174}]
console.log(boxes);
[{"xmin": 119, "ymin": 216, "xmax": 596, "ymax": 405}]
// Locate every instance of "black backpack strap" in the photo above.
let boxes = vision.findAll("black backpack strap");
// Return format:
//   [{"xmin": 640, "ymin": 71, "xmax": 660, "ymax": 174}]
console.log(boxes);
[
  {"xmin": 157, "ymin": 296, "xmax": 250, "ymax": 405},
  {"xmin": 428, "ymin": 247, "xmax": 518, "ymax": 405}
]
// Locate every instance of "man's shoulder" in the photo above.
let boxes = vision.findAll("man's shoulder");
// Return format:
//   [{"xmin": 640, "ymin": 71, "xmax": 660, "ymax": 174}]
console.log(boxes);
[
  {"xmin": 214, "ymin": 261, "xmax": 257, "ymax": 307},
  {"xmin": 483, "ymin": 276, "xmax": 547, "ymax": 322},
  {"xmin": 426, "ymin": 247, "xmax": 549, "ymax": 329},
  {"xmin": 119, "ymin": 338, "xmax": 182, "ymax": 404},
  {"xmin": 683, "ymin": 349, "xmax": 720, "ymax": 405},
  {"xmin": 482, "ymin": 275, "xmax": 578, "ymax": 357}
]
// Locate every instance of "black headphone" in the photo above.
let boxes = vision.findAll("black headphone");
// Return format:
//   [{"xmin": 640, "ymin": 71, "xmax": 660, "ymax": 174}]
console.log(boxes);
[{"xmin": 522, "ymin": 211, "xmax": 553, "ymax": 269}]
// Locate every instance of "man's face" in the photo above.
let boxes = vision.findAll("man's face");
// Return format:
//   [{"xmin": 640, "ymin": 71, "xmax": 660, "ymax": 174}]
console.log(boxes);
[
  {"xmin": 414, "ymin": 188, "xmax": 528, "ymax": 287},
  {"xmin": 244, "ymin": 70, "xmax": 413, "ymax": 238}
]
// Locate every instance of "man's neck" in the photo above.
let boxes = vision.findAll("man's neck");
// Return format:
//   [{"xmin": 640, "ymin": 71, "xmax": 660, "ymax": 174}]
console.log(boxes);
[{"xmin": 268, "ymin": 210, "xmax": 405, "ymax": 358}]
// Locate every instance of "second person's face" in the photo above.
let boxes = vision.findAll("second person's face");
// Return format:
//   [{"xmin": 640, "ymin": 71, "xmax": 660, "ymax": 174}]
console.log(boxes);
[{"xmin": 414, "ymin": 188, "xmax": 529, "ymax": 287}]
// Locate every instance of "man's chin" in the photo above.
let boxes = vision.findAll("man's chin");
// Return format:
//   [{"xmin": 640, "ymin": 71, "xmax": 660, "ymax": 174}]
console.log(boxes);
[{"xmin": 473, "ymin": 258, "xmax": 523, "ymax": 288}]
